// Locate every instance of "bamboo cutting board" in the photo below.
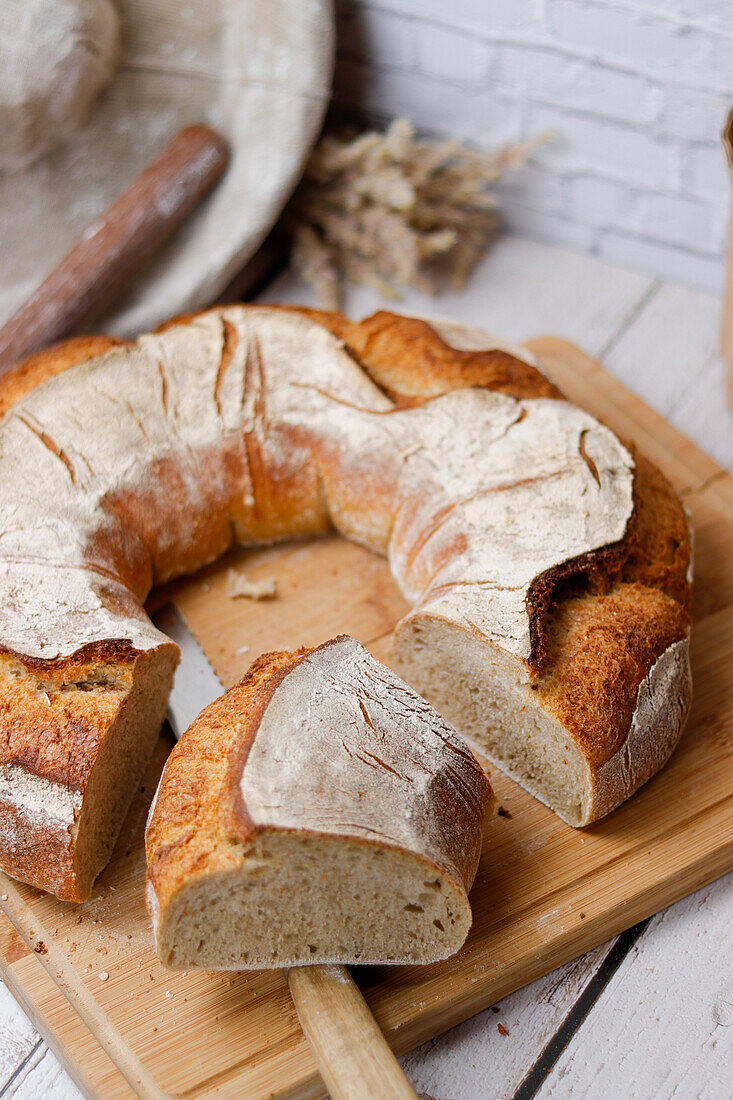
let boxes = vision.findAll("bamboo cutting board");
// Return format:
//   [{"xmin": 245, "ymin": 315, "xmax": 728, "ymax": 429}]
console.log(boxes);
[{"xmin": 1, "ymin": 336, "xmax": 732, "ymax": 1100}]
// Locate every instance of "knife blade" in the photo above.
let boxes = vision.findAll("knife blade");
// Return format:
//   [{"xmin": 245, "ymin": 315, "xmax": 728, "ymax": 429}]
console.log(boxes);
[{"xmin": 152, "ymin": 603, "xmax": 225, "ymax": 737}]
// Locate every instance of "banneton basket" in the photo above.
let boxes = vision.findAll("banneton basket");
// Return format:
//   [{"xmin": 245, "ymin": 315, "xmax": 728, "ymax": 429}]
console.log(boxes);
[{"xmin": 0, "ymin": 0, "xmax": 334, "ymax": 337}]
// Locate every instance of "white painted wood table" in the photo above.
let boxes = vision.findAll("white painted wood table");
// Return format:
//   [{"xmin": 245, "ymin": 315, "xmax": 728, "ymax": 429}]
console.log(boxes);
[{"xmin": 1, "ymin": 235, "xmax": 732, "ymax": 1100}]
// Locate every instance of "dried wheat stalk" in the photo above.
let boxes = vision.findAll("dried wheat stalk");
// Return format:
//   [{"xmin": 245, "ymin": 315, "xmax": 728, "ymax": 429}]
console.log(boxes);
[{"xmin": 287, "ymin": 118, "xmax": 546, "ymax": 309}]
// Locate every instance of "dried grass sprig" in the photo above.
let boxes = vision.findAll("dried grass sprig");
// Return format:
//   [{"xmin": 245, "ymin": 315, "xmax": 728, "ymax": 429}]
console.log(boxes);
[{"xmin": 287, "ymin": 118, "xmax": 547, "ymax": 309}]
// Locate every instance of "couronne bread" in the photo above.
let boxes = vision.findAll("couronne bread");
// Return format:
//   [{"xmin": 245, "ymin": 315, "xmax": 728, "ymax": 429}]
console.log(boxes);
[
  {"xmin": 146, "ymin": 635, "xmax": 493, "ymax": 969},
  {"xmin": 0, "ymin": 306, "xmax": 691, "ymax": 901}
]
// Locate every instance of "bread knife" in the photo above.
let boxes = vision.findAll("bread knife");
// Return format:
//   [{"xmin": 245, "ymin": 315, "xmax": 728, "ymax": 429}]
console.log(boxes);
[{"xmin": 152, "ymin": 603, "xmax": 418, "ymax": 1100}]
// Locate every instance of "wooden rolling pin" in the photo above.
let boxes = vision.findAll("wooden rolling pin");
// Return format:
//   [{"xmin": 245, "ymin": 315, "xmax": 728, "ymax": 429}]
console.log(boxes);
[
  {"xmin": 0, "ymin": 135, "xmax": 418, "ymax": 1100},
  {"xmin": 0, "ymin": 125, "xmax": 229, "ymax": 370}
]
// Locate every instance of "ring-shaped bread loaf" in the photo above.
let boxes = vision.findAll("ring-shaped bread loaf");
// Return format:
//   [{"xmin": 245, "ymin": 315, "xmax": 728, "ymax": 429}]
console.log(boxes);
[{"xmin": 0, "ymin": 307, "xmax": 691, "ymax": 900}]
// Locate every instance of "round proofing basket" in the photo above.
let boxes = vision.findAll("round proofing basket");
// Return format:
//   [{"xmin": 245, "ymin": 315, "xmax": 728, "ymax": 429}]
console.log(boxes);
[{"xmin": 0, "ymin": 0, "xmax": 334, "ymax": 336}]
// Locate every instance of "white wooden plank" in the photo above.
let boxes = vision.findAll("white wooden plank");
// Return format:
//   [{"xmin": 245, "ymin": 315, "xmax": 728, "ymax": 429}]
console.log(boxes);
[
  {"xmin": 601, "ymin": 278, "xmax": 733, "ymax": 470},
  {"xmin": 2, "ymin": 1044, "xmax": 81, "ymax": 1100},
  {"xmin": 667, "ymin": 354, "xmax": 733, "ymax": 473},
  {"xmin": 401, "ymin": 942, "xmax": 614, "ymax": 1100},
  {"xmin": 534, "ymin": 872, "xmax": 733, "ymax": 1100},
  {"xmin": 259, "ymin": 234, "xmax": 655, "ymax": 358},
  {"xmin": 0, "ymin": 983, "xmax": 38, "ymax": 1092},
  {"xmin": 602, "ymin": 283, "xmax": 721, "ymax": 417}
]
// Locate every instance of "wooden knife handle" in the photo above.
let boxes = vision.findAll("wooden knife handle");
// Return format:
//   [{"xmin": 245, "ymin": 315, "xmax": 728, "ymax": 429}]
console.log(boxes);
[
  {"xmin": 287, "ymin": 964, "xmax": 418, "ymax": 1100},
  {"xmin": 0, "ymin": 124, "xmax": 229, "ymax": 371}
]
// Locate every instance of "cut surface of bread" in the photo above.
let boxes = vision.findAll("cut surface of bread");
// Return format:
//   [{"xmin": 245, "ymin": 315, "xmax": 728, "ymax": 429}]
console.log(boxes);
[
  {"xmin": 146, "ymin": 637, "xmax": 493, "ymax": 970},
  {"xmin": 391, "ymin": 584, "xmax": 691, "ymax": 826},
  {"xmin": 0, "ymin": 306, "xmax": 692, "ymax": 899},
  {"xmin": 391, "ymin": 446, "xmax": 692, "ymax": 825}
]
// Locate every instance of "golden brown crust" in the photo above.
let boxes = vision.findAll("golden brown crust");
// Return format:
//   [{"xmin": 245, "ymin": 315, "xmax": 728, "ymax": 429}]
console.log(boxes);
[
  {"xmin": 537, "ymin": 582, "xmax": 689, "ymax": 769},
  {"xmin": 525, "ymin": 535, "xmax": 632, "ymax": 676},
  {"xmin": 145, "ymin": 647, "xmax": 312, "ymax": 915},
  {"xmin": 521, "ymin": 449, "xmax": 690, "ymax": 679},
  {"xmin": 528, "ymin": 447, "xmax": 691, "ymax": 771},
  {"xmin": 315, "ymin": 309, "xmax": 563, "ymax": 405},
  {"xmin": 0, "ymin": 650, "xmax": 135, "ymax": 789},
  {"xmin": 621, "ymin": 449, "xmax": 691, "ymax": 609},
  {"xmin": 0, "ymin": 802, "xmax": 79, "ymax": 901}
]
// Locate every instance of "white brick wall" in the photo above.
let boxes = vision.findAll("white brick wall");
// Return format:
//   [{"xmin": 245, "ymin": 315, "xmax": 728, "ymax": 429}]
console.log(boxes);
[{"xmin": 333, "ymin": 0, "xmax": 733, "ymax": 291}]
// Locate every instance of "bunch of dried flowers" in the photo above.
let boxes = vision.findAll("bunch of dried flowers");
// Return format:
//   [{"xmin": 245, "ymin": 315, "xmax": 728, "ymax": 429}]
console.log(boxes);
[{"xmin": 287, "ymin": 117, "xmax": 546, "ymax": 309}]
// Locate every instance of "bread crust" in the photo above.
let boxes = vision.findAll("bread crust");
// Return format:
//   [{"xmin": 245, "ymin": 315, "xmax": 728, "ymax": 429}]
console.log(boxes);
[
  {"xmin": 0, "ymin": 306, "xmax": 691, "ymax": 897},
  {"xmin": 537, "ymin": 583, "xmax": 688, "ymax": 767},
  {"xmin": 296, "ymin": 308, "xmax": 563, "ymax": 405}
]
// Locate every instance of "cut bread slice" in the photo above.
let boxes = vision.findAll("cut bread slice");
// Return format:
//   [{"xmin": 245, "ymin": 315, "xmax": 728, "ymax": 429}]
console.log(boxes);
[
  {"xmin": 391, "ymin": 581, "xmax": 691, "ymax": 827},
  {"xmin": 146, "ymin": 635, "xmax": 493, "ymax": 970}
]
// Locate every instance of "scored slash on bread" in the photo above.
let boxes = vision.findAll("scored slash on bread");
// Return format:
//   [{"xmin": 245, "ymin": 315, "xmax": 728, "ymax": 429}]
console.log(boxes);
[
  {"xmin": 0, "ymin": 306, "xmax": 692, "ymax": 900},
  {"xmin": 146, "ymin": 636, "xmax": 493, "ymax": 970}
]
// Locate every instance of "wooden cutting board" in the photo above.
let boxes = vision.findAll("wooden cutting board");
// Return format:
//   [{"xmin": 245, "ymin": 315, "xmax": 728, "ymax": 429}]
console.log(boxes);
[{"xmin": 1, "ymin": 336, "xmax": 732, "ymax": 1100}]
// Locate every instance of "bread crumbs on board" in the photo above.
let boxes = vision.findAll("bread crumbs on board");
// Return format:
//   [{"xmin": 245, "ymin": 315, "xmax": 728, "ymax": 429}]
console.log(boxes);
[{"xmin": 226, "ymin": 569, "xmax": 278, "ymax": 601}]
